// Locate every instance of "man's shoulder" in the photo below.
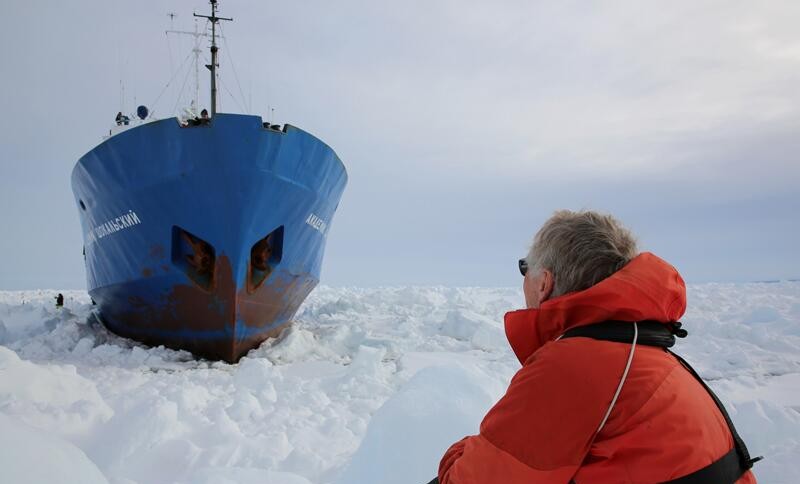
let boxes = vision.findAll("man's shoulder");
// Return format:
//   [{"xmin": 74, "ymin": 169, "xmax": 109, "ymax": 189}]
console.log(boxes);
[
  {"xmin": 526, "ymin": 336, "xmax": 632, "ymax": 369},
  {"xmin": 516, "ymin": 337, "xmax": 677, "ymax": 391}
]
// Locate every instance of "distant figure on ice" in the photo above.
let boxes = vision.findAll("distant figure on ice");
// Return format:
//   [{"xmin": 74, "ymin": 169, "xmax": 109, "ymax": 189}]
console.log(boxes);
[
  {"xmin": 431, "ymin": 210, "xmax": 759, "ymax": 484},
  {"xmin": 200, "ymin": 108, "xmax": 209, "ymax": 121},
  {"xmin": 55, "ymin": 293, "xmax": 64, "ymax": 308}
]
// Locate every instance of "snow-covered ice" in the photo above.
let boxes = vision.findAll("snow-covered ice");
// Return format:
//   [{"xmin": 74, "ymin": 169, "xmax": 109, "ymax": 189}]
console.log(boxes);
[{"xmin": 1, "ymin": 284, "xmax": 799, "ymax": 483}]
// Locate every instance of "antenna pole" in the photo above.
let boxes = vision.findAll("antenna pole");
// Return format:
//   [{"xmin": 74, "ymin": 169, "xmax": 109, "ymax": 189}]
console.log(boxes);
[
  {"xmin": 166, "ymin": 21, "xmax": 208, "ymax": 113},
  {"xmin": 194, "ymin": 0, "xmax": 232, "ymax": 117},
  {"xmin": 193, "ymin": 21, "xmax": 201, "ymax": 110}
]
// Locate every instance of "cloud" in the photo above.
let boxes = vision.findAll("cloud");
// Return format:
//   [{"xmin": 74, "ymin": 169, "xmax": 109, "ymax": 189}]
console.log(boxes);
[{"xmin": 0, "ymin": 0, "xmax": 798, "ymax": 288}]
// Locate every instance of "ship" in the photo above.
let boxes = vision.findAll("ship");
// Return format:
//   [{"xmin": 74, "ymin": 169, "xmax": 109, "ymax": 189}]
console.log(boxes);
[{"xmin": 71, "ymin": 0, "xmax": 347, "ymax": 362}]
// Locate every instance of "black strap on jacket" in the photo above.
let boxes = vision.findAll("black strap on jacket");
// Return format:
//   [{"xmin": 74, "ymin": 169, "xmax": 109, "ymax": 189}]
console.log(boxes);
[{"xmin": 561, "ymin": 320, "xmax": 762, "ymax": 484}]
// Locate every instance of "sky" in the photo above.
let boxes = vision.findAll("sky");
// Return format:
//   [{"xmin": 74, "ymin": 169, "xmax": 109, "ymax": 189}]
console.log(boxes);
[{"xmin": 1, "ymin": 0, "xmax": 799, "ymax": 289}]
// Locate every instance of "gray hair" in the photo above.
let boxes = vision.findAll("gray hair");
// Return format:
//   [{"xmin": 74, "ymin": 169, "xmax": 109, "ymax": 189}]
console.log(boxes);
[{"xmin": 526, "ymin": 210, "xmax": 639, "ymax": 297}]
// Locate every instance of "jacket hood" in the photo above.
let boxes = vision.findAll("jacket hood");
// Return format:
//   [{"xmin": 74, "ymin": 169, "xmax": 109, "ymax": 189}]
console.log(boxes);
[{"xmin": 504, "ymin": 252, "xmax": 686, "ymax": 365}]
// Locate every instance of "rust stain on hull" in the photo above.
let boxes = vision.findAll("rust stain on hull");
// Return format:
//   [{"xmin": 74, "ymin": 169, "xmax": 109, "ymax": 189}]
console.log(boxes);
[
  {"xmin": 105, "ymin": 318, "xmax": 290, "ymax": 363},
  {"xmin": 148, "ymin": 244, "xmax": 166, "ymax": 259},
  {"xmin": 99, "ymin": 255, "xmax": 313, "ymax": 363},
  {"xmin": 239, "ymin": 270, "xmax": 315, "ymax": 328}
]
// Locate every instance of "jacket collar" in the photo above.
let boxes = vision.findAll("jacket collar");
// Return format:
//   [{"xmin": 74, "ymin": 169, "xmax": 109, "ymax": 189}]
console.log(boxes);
[{"xmin": 504, "ymin": 252, "xmax": 686, "ymax": 365}]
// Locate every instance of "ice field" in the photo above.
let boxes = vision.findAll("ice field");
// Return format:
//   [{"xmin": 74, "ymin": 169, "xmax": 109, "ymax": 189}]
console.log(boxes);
[{"xmin": 1, "ymin": 283, "xmax": 799, "ymax": 484}]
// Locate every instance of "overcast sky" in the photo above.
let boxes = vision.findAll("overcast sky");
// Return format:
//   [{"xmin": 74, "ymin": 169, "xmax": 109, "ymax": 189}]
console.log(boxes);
[{"xmin": 1, "ymin": 0, "xmax": 799, "ymax": 289}]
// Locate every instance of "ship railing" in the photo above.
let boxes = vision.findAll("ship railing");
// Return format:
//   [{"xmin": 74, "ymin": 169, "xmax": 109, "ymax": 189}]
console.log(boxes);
[{"xmin": 102, "ymin": 118, "xmax": 155, "ymax": 140}]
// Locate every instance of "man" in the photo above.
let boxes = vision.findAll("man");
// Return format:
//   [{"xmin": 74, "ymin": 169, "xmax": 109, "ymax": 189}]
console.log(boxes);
[
  {"xmin": 435, "ymin": 210, "xmax": 757, "ymax": 483},
  {"xmin": 115, "ymin": 112, "xmax": 130, "ymax": 126}
]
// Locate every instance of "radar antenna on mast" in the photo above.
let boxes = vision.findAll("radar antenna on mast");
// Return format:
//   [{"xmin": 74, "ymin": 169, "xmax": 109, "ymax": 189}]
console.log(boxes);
[
  {"xmin": 166, "ymin": 19, "xmax": 211, "ymax": 113},
  {"xmin": 194, "ymin": 0, "xmax": 232, "ymax": 117}
]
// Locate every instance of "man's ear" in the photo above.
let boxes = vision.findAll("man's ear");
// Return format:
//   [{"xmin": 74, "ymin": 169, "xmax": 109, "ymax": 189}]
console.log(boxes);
[{"xmin": 538, "ymin": 269, "xmax": 555, "ymax": 304}]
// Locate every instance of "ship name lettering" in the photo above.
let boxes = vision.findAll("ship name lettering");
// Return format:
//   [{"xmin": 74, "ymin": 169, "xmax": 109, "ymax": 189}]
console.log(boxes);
[
  {"xmin": 305, "ymin": 213, "xmax": 327, "ymax": 235},
  {"xmin": 87, "ymin": 210, "xmax": 143, "ymax": 244}
]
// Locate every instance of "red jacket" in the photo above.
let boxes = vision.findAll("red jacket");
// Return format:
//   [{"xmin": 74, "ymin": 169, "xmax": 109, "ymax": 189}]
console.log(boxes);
[{"xmin": 438, "ymin": 252, "xmax": 756, "ymax": 483}]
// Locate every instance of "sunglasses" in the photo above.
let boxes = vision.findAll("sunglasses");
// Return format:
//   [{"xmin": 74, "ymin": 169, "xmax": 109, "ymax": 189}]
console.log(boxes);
[{"xmin": 518, "ymin": 258, "xmax": 528, "ymax": 276}]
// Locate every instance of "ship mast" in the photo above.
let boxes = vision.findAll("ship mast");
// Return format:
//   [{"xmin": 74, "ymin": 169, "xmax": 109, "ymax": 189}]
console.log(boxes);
[{"xmin": 194, "ymin": 0, "xmax": 232, "ymax": 117}]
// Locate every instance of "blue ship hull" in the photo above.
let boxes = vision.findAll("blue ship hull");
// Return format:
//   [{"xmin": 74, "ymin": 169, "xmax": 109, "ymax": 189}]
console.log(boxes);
[{"xmin": 71, "ymin": 114, "xmax": 347, "ymax": 362}]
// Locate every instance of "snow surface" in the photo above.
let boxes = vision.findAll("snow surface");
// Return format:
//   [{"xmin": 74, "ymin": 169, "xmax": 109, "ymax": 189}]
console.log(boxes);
[{"xmin": 1, "ymin": 284, "xmax": 799, "ymax": 484}]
